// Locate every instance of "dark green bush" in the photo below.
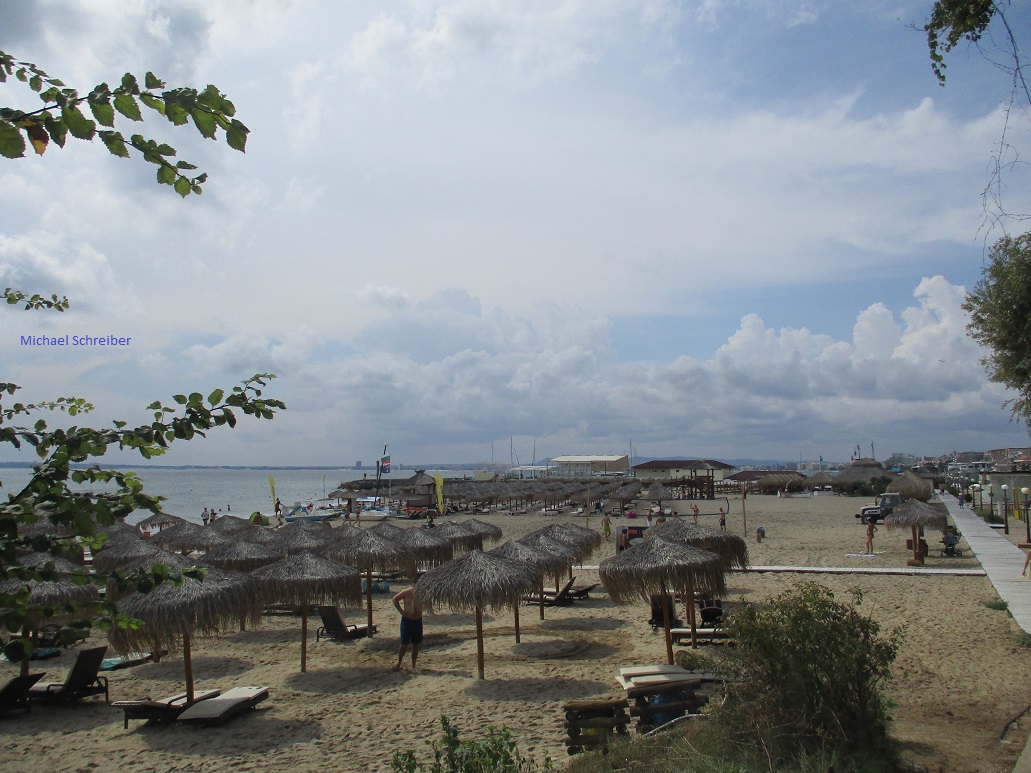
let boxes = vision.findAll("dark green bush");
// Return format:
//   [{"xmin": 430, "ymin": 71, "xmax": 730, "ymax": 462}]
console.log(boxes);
[{"xmin": 714, "ymin": 583, "xmax": 902, "ymax": 764}]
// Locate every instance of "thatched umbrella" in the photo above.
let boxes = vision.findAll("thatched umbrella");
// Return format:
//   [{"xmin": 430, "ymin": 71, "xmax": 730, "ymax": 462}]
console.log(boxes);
[
  {"xmin": 415, "ymin": 550, "xmax": 540, "ymax": 679},
  {"xmin": 600, "ymin": 537, "xmax": 726, "ymax": 659},
  {"xmin": 207, "ymin": 515, "xmax": 256, "ymax": 536},
  {"xmin": 804, "ymin": 471, "xmax": 836, "ymax": 490},
  {"xmin": 239, "ymin": 524, "xmax": 281, "ymax": 546},
  {"xmin": 887, "ymin": 471, "xmax": 933, "ymax": 502},
  {"xmin": 641, "ymin": 481, "xmax": 675, "ymax": 514},
  {"xmin": 515, "ymin": 532, "xmax": 580, "ymax": 620},
  {"xmin": 326, "ymin": 531, "xmax": 413, "ymax": 633},
  {"xmin": 104, "ymin": 551, "xmax": 196, "ymax": 606},
  {"xmin": 460, "ymin": 519, "xmax": 504, "ymax": 544},
  {"xmin": 204, "ymin": 540, "xmax": 282, "ymax": 572},
  {"xmin": 151, "ymin": 522, "xmax": 231, "ymax": 554},
  {"xmin": 432, "ymin": 521, "xmax": 484, "ymax": 553},
  {"xmin": 883, "ymin": 499, "xmax": 950, "ymax": 566},
  {"xmin": 368, "ymin": 520, "xmax": 404, "ymax": 538},
  {"xmin": 537, "ymin": 523, "xmax": 602, "ymax": 562},
  {"xmin": 487, "ymin": 541, "xmax": 559, "ymax": 642},
  {"xmin": 91, "ymin": 539, "xmax": 168, "ymax": 571},
  {"xmin": 275, "ymin": 523, "xmax": 333, "ymax": 556},
  {"xmin": 395, "ymin": 528, "xmax": 455, "ymax": 570},
  {"xmin": 646, "ymin": 520, "xmax": 749, "ymax": 570},
  {"xmin": 98, "ymin": 521, "xmax": 144, "ymax": 545},
  {"xmin": 610, "ymin": 481, "xmax": 644, "ymax": 513},
  {"xmin": 136, "ymin": 512, "xmax": 188, "ymax": 533},
  {"xmin": 110, "ymin": 570, "xmax": 262, "ymax": 703},
  {"xmin": 251, "ymin": 552, "xmax": 362, "ymax": 672}
]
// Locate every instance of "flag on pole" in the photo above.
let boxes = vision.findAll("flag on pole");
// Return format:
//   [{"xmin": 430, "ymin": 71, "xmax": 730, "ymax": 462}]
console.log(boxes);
[{"xmin": 380, "ymin": 455, "xmax": 391, "ymax": 474}]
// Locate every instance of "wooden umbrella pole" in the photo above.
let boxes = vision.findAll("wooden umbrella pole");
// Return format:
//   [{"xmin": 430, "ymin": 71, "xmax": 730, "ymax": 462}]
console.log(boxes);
[
  {"xmin": 687, "ymin": 578, "xmax": 697, "ymax": 649},
  {"xmin": 20, "ymin": 625, "xmax": 29, "ymax": 677},
  {"xmin": 366, "ymin": 568, "xmax": 374, "ymax": 633},
  {"xmin": 911, "ymin": 525, "xmax": 921, "ymax": 564},
  {"xmin": 513, "ymin": 603, "xmax": 521, "ymax": 643},
  {"xmin": 475, "ymin": 606, "xmax": 485, "ymax": 680},
  {"xmin": 184, "ymin": 631, "xmax": 195, "ymax": 705},
  {"xmin": 661, "ymin": 587, "xmax": 674, "ymax": 665},
  {"xmin": 301, "ymin": 602, "xmax": 308, "ymax": 673},
  {"xmin": 539, "ymin": 580, "xmax": 545, "ymax": 620}
]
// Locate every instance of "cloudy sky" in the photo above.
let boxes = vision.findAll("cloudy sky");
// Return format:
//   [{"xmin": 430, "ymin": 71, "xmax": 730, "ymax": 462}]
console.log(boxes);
[{"xmin": 1, "ymin": 0, "xmax": 1030, "ymax": 468}]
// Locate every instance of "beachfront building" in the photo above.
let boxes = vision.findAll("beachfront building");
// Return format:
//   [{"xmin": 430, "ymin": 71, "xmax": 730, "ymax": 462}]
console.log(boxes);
[
  {"xmin": 630, "ymin": 459, "xmax": 736, "ymax": 499},
  {"xmin": 550, "ymin": 455, "xmax": 629, "ymax": 477}
]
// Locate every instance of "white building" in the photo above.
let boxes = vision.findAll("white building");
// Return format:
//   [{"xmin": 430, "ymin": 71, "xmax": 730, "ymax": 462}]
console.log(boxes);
[{"xmin": 549, "ymin": 455, "xmax": 629, "ymax": 477}]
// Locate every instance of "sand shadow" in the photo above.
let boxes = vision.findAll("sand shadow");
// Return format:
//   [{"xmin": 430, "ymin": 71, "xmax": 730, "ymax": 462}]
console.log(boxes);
[
  {"xmin": 228, "ymin": 628, "xmax": 296, "ymax": 645},
  {"xmin": 357, "ymin": 631, "xmax": 467, "ymax": 654},
  {"xmin": 284, "ymin": 665, "xmax": 400, "ymax": 695},
  {"xmin": 0, "ymin": 701, "xmax": 115, "ymax": 734},
  {"xmin": 539, "ymin": 616, "xmax": 626, "ymax": 632},
  {"xmin": 465, "ymin": 676, "xmax": 612, "ymax": 702},
  {"xmin": 128, "ymin": 655, "xmax": 253, "ymax": 682},
  {"xmin": 507, "ymin": 638, "xmax": 621, "ymax": 661},
  {"xmin": 138, "ymin": 712, "xmax": 321, "ymax": 753}
]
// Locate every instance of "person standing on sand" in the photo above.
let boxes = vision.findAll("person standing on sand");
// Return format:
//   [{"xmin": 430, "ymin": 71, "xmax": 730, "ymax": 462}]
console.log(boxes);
[
  {"xmin": 392, "ymin": 582, "xmax": 423, "ymax": 672},
  {"xmin": 865, "ymin": 521, "xmax": 877, "ymax": 555},
  {"xmin": 201, "ymin": 507, "xmax": 210, "ymax": 527},
  {"xmin": 691, "ymin": 504, "xmax": 700, "ymax": 524},
  {"xmin": 602, "ymin": 513, "xmax": 611, "ymax": 541},
  {"xmin": 718, "ymin": 509, "xmax": 726, "ymax": 531}
]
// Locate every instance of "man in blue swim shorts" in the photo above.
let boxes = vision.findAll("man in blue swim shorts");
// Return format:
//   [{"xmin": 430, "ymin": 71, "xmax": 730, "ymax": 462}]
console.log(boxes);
[{"xmin": 391, "ymin": 581, "xmax": 423, "ymax": 672}]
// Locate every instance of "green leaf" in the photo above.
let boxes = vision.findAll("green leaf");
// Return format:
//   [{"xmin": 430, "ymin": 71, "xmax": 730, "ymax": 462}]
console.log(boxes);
[
  {"xmin": 190, "ymin": 107, "xmax": 217, "ymax": 139},
  {"xmin": 174, "ymin": 176, "xmax": 191, "ymax": 197},
  {"xmin": 156, "ymin": 164, "xmax": 176, "ymax": 185},
  {"xmin": 144, "ymin": 72, "xmax": 164, "ymax": 90},
  {"xmin": 89, "ymin": 100, "xmax": 115, "ymax": 128},
  {"xmin": 99, "ymin": 130, "xmax": 130, "ymax": 158},
  {"xmin": 165, "ymin": 103, "xmax": 189, "ymax": 126},
  {"xmin": 29, "ymin": 74, "xmax": 42, "ymax": 92},
  {"xmin": 61, "ymin": 105, "xmax": 95, "ymax": 140},
  {"xmin": 44, "ymin": 114, "xmax": 67, "ymax": 147},
  {"xmin": 119, "ymin": 73, "xmax": 139, "ymax": 94},
  {"xmin": 139, "ymin": 93, "xmax": 165, "ymax": 115},
  {"xmin": 0, "ymin": 120, "xmax": 26, "ymax": 158},
  {"xmin": 113, "ymin": 93, "xmax": 142, "ymax": 121},
  {"xmin": 226, "ymin": 119, "xmax": 248, "ymax": 152}
]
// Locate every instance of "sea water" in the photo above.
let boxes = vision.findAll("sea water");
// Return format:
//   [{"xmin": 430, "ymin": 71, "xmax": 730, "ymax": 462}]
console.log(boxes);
[{"xmin": 0, "ymin": 466, "xmax": 458, "ymax": 525}]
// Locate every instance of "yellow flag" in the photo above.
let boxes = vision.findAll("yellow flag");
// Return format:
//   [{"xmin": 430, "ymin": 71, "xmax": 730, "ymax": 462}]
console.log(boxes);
[{"xmin": 434, "ymin": 474, "xmax": 445, "ymax": 513}]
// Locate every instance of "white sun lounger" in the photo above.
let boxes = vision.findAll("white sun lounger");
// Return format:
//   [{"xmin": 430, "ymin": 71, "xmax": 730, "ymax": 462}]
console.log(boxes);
[{"xmin": 176, "ymin": 686, "xmax": 269, "ymax": 725}]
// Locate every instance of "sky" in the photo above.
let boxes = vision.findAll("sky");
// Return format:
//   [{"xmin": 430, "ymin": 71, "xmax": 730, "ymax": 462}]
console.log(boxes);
[{"xmin": 1, "ymin": 0, "xmax": 1030, "ymax": 469}]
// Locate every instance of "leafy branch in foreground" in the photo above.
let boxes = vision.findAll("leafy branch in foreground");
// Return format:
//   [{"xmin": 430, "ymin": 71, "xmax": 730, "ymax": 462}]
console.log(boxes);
[{"xmin": 0, "ymin": 49, "xmax": 249, "ymax": 197}]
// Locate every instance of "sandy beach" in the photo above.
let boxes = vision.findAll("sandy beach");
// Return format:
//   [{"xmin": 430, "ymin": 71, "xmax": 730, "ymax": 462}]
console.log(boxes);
[{"xmin": 3, "ymin": 494, "xmax": 1029, "ymax": 773}]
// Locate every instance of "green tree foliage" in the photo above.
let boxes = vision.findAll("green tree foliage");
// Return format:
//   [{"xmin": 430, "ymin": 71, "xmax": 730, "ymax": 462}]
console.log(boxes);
[
  {"xmin": 716, "ymin": 583, "xmax": 902, "ymax": 763},
  {"xmin": 0, "ymin": 51, "xmax": 280, "ymax": 661},
  {"xmin": 964, "ymin": 233, "xmax": 1031, "ymax": 427},
  {"xmin": 0, "ymin": 49, "xmax": 248, "ymax": 197},
  {"xmin": 925, "ymin": 0, "xmax": 1000, "ymax": 84}
]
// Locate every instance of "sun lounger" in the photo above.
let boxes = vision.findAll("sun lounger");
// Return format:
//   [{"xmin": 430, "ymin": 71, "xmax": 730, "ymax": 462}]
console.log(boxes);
[
  {"xmin": 112, "ymin": 689, "xmax": 221, "ymax": 728},
  {"xmin": 522, "ymin": 576, "xmax": 577, "ymax": 606},
  {"xmin": 316, "ymin": 606, "xmax": 376, "ymax": 641},
  {"xmin": 0, "ymin": 673, "xmax": 45, "ymax": 716},
  {"xmin": 177, "ymin": 685, "xmax": 269, "ymax": 726},
  {"xmin": 567, "ymin": 583, "xmax": 600, "ymax": 599},
  {"xmin": 100, "ymin": 651, "xmax": 165, "ymax": 671},
  {"xmin": 28, "ymin": 646, "xmax": 109, "ymax": 707}
]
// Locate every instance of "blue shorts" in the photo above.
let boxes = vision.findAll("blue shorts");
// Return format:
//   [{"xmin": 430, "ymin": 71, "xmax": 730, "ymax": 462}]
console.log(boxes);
[{"xmin": 400, "ymin": 616, "xmax": 423, "ymax": 645}]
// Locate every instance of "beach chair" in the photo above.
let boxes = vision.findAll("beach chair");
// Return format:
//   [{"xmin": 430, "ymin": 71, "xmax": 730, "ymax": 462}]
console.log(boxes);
[
  {"xmin": 567, "ymin": 582, "xmax": 600, "ymax": 600},
  {"xmin": 176, "ymin": 685, "xmax": 269, "ymax": 726},
  {"xmin": 315, "ymin": 606, "xmax": 376, "ymax": 641},
  {"xmin": 112, "ymin": 689, "xmax": 221, "ymax": 728},
  {"xmin": 0, "ymin": 672, "xmax": 45, "ymax": 716},
  {"xmin": 522, "ymin": 576, "xmax": 578, "ymax": 606},
  {"xmin": 27, "ymin": 646, "xmax": 109, "ymax": 707}
]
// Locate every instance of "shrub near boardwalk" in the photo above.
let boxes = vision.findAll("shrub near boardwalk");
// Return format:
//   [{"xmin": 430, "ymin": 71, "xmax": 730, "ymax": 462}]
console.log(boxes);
[{"xmin": 714, "ymin": 582, "xmax": 903, "ymax": 768}]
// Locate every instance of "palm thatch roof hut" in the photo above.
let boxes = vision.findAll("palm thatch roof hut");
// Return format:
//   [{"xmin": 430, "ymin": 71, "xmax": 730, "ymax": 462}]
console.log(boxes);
[
  {"xmin": 251, "ymin": 552, "xmax": 362, "ymax": 672},
  {"xmin": 646, "ymin": 520, "xmax": 749, "ymax": 570},
  {"xmin": 832, "ymin": 458, "xmax": 898, "ymax": 492},
  {"xmin": 431, "ymin": 521, "xmax": 484, "ymax": 553},
  {"xmin": 886, "ymin": 470, "xmax": 933, "ymax": 502},
  {"xmin": 394, "ymin": 527, "xmax": 454, "ymax": 569},
  {"xmin": 415, "ymin": 550, "xmax": 540, "ymax": 679},
  {"xmin": 460, "ymin": 519, "xmax": 504, "ymax": 544},
  {"xmin": 600, "ymin": 537, "xmax": 726, "ymax": 659}
]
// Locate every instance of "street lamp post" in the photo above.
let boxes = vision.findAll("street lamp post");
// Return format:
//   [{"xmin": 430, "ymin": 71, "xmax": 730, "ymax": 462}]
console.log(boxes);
[
  {"xmin": 1002, "ymin": 484, "xmax": 1010, "ymax": 535},
  {"xmin": 1023, "ymin": 487, "xmax": 1031, "ymax": 546},
  {"xmin": 988, "ymin": 486, "xmax": 995, "ymax": 523}
]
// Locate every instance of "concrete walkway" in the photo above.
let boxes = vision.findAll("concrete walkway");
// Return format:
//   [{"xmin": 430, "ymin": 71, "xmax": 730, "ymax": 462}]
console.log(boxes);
[{"xmin": 939, "ymin": 494, "xmax": 1031, "ymax": 773}]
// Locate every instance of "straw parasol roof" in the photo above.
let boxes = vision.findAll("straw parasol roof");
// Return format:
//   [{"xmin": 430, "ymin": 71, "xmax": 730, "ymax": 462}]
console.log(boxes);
[
  {"xmin": 431, "ymin": 521, "xmax": 484, "ymax": 552},
  {"xmin": 203, "ymin": 540, "xmax": 282, "ymax": 572},
  {"xmin": 207, "ymin": 515, "xmax": 256, "ymax": 536},
  {"xmin": 804, "ymin": 471, "xmax": 836, "ymax": 490},
  {"xmin": 646, "ymin": 520, "xmax": 749, "ymax": 570},
  {"xmin": 92, "ymin": 539, "xmax": 167, "ymax": 571},
  {"xmin": 368, "ymin": 520, "xmax": 404, "ymax": 537},
  {"xmin": 641, "ymin": 481, "xmax": 674, "ymax": 504},
  {"xmin": 111, "ymin": 569, "xmax": 262, "ymax": 703},
  {"xmin": 395, "ymin": 527, "xmax": 455, "ymax": 568},
  {"xmin": 833, "ymin": 458, "xmax": 898, "ymax": 487},
  {"xmin": 886, "ymin": 471, "xmax": 933, "ymax": 502},
  {"xmin": 151, "ymin": 522, "xmax": 231, "ymax": 553},
  {"xmin": 415, "ymin": 549, "xmax": 540, "ymax": 679},
  {"xmin": 487, "ymin": 540, "xmax": 557, "ymax": 640},
  {"xmin": 460, "ymin": 519, "xmax": 504, "ymax": 544},
  {"xmin": 275, "ymin": 523, "xmax": 333, "ymax": 555},
  {"xmin": 251, "ymin": 551, "xmax": 362, "ymax": 672},
  {"xmin": 136, "ymin": 512, "xmax": 188, "ymax": 531},
  {"xmin": 537, "ymin": 523, "xmax": 602, "ymax": 560},
  {"xmin": 600, "ymin": 537, "xmax": 726, "ymax": 660},
  {"xmin": 883, "ymin": 499, "xmax": 950, "ymax": 565},
  {"xmin": 326, "ymin": 530, "xmax": 413, "ymax": 631}
]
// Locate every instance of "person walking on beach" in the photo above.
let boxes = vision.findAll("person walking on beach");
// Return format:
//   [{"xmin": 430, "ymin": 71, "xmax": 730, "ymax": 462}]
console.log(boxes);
[
  {"xmin": 391, "ymin": 582, "xmax": 423, "ymax": 672},
  {"xmin": 602, "ymin": 513, "xmax": 612, "ymax": 540},
  {"xmin": 691, "ymin": 504, "xmax": 700, "ymax": 524},
  {"xmin": 865, "ymin": 521, "xmax": 877, "ymax": 555},
  {"xmin": 718, "ymin": 508, "xmax": 726, "ymax": 531},
  {"xmin": 201, "ymin": 507, "xmax": 210, "ymax": 527}
]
